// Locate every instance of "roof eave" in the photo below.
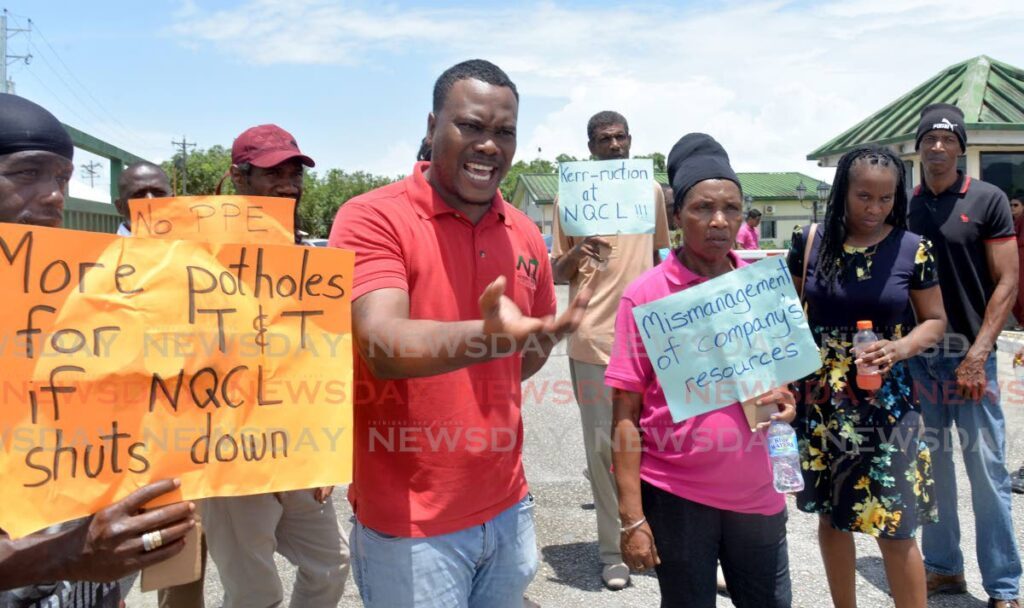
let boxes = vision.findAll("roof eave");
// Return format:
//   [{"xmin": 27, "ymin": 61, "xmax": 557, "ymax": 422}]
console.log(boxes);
[{"xmin": 807, "ymin": 133, "xmax": 915, "ymax": 161}]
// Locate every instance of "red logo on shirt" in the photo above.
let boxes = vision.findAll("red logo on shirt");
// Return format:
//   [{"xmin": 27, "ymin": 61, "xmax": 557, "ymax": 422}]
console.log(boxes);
[{"xmin": 960, "ymin": 214, "xmax": 969, "ymax": 223}]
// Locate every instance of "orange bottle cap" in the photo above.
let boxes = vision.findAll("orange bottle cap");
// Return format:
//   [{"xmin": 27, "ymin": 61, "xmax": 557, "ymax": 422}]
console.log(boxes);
[{"xmin": 856, "ymin": 320, "xmax": 873, "ymax": 330}]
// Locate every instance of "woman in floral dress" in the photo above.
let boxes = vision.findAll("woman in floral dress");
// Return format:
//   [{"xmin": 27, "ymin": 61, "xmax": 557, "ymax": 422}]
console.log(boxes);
[{"xmin": 787, "ymin": 146, "xmax": 947, "ymax": 608}]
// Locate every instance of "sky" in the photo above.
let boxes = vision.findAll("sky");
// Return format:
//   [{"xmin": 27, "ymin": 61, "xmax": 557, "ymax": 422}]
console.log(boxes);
[{"xmin": 3, "ymin": 0, "xmax": 1023, "ymax": 200}]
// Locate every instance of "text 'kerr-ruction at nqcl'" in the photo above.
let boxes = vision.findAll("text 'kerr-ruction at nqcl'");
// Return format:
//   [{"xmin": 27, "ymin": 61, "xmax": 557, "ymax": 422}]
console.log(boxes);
[
  {"xmin": 557, "ymin": 158, "xmax": 657, "ymax": 237},
  {"xmin": 0, "ymin": 222, "xmax": 354, "ymax": 538}
]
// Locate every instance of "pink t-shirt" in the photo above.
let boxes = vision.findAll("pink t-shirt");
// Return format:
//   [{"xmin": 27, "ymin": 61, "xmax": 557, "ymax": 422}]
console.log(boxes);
[
  {"xmin": 736, "ymin": 222, "xmax": 759, "ymax": 249},
  {"xmin": 604, "ymin": 250, "xmax": 785, "ymax": 516}
]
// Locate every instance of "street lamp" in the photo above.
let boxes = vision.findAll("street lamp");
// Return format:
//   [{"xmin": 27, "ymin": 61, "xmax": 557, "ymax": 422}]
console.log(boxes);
[{"xmin": 815, "ymin": 182, "xmax": 830, "ymax": 224}]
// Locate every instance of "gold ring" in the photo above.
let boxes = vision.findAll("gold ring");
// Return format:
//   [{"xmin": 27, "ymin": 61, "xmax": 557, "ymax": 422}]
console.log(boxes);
[{"xmin": 141, "ymin": 530, "xmax": 164, "ymax": 552}]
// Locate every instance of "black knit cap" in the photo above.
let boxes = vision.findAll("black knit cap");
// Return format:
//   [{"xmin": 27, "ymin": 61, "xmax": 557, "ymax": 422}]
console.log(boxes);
[
  {"xmin": 667, "ymin": 133, "xmax": 741, "ymax": 212},
  {"xmin": 0, "ymin": 93, "xmax": 74, "ymax": 160},
  {"xmin": 915, "ymin": 103, "xmax": 966, "ymax": 152}
]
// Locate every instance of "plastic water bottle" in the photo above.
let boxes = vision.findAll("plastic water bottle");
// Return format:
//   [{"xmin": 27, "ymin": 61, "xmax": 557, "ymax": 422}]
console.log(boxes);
[
  {"xmin": 766, "ymin": 420, "xmax": 804, "ymax": 493},
  {"xmin": 853, "ymin": 320, "xmax": 882, "ymax": 391}
]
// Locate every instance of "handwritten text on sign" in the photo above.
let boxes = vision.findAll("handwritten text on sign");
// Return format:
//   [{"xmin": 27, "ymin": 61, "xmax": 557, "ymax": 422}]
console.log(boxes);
[
  {"xmin": 557, "ymin": 159, "xmax": 656, "ymax": 237},
  {"xmin": 130, "ymin": 195, "xmax": 295, "ymax": 244},
  {"xmin": 0, "ymin": 224, "xmax": 354, "ymax": 538},
  {"xmin": 632, "ymin": 257, "xmax": 821, "ymax": 422}
]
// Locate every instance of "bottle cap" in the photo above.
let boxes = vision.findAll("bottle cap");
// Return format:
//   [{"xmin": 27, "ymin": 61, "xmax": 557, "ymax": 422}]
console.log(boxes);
[{"xmin": 856, "ymin": 320, "xmax": 873, "ymax": 330}]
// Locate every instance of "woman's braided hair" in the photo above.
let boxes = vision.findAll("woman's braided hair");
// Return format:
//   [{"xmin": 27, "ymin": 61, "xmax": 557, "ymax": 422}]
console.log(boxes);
[{"xmin": 814, "ymin": 146, "xmax": 908, "ymax": 291}]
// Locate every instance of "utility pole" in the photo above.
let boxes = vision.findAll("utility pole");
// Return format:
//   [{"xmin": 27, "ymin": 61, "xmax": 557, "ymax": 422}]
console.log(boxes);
[
  {"xmin": 171, "ymin": 135, "xmax": 196, "ymax": 194},
  {"xmin": 80, "ymin": 160, "xmax": 101, "ymax": 188},
  {"xmin": 1, "ymin": 10, "xmax": 32, "ymax": 94}
]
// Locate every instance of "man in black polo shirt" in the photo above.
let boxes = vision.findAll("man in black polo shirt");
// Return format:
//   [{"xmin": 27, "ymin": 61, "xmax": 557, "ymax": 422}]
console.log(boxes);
[{"xmin": 907, "ymin": 103, "xmax": 1021, "ymax": 608}]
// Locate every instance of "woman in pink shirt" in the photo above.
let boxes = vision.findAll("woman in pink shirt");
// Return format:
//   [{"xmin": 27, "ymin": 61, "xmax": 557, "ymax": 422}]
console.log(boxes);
[
  {"xmin": 735, "ymin": 208, "xmax": 761, "ymax": 250},
  {"xmin": 606, "ymin": 134, "xmax": 795, "ymax": 607}
]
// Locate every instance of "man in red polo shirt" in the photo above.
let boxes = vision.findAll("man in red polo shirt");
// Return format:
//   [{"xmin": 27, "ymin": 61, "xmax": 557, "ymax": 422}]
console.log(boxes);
[{"xmin": 329, "ymin": 59, "xmax": 588, "ymax": 607}]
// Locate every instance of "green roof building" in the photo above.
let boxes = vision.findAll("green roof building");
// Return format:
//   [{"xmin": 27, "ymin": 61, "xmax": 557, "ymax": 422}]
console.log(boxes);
[
  {"xmin": 808, "ymin": 55, "xmax": 1024, "ymax": 197},
  {"xmin": 511, "ymin": 171, "xmax": 830, "ymax": 249}
]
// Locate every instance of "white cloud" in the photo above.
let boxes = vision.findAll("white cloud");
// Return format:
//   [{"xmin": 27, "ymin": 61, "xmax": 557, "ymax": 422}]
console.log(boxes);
[
  {"xmin": 352, "ymin": 139, "xmax": 420, "ymax": 179},
  {"xmin": 171, "ymin": 1, "xmax": 1024, "ymax": 180}
]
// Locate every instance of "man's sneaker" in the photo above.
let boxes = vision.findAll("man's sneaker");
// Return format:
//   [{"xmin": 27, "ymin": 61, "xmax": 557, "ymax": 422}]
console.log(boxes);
[
  {"xmin": 602, "ymin": 563, "xmax": 630, "ymax": 590},
  {"xmin": 926, "ymin": 571, "xmax": 967, "ymax": 596},
  {"xmin": 988, "ymin": 599, "xmax": 1021, "ymax": 608},
  {"xmin": 1012, "ymin": 467, "xmax": 1024, "ymax": 494}
]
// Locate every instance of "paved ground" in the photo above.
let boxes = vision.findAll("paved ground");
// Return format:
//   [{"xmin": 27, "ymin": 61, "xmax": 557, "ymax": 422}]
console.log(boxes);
[{"xmin": 128, "ymin": 286, "xmax": 1024, "ymax": 607}]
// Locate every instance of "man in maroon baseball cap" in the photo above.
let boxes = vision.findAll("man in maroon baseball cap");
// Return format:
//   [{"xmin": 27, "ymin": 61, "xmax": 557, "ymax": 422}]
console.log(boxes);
[
  {"xmin": 228, "ymin": 124, "xmax": 315, "ymax": 243},
  {"xmin": 203, "ymin": 125, "xmax": 351, "ymax": 607},
  {"xmin": 231, "ymin": 124, "xmax": 315, "ymax": 169}
]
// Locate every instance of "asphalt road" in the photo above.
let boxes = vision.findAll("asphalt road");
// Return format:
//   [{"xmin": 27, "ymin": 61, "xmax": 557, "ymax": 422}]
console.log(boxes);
[{"xmin": 128, "ymin": 286, "xmax": 1024, "ymax": 607}]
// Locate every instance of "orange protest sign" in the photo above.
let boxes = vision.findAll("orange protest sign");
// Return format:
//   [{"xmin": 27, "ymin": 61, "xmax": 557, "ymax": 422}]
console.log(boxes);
[
  {"xmin": 130, "ymin": 195, "xmax": 295, "ymax": 244},
  {"xmin": 0, "ymin": 224, "xmax": 353, "ymax": 538}
]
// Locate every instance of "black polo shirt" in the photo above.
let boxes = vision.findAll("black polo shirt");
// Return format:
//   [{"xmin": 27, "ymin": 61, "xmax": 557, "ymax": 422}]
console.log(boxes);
[{"xmin": 908, "ymin": 171, "xmax": 1014, "ymax": 350}]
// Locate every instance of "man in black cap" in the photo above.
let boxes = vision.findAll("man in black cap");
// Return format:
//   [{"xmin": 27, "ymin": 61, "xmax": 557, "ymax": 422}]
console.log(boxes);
[
  {"xmin": 0, "ymin": 93, "xmax": 196, "ymax": 607},
  {"xmin": 907, "ymin": 102, "xmax": 1021, "ymax": 608},
  {"xmin": 200, "ymin": 123, "xmax": 350, "ymax": 608}
]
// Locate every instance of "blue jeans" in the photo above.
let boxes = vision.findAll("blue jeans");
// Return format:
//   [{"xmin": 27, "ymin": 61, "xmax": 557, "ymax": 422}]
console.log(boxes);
[
  {"xmin": 351, "ymin": 493, "xmax": 538, "ymax": 608},
  {"xmin": 909, "ymin": 353, "xmax": 1021, "ymax": 600}
]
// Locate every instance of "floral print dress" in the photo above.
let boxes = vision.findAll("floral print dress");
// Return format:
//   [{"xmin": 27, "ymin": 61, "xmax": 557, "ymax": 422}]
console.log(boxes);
[{"xmin": 787, "ymin": 226, "xmax": 938, "ymax": 538}]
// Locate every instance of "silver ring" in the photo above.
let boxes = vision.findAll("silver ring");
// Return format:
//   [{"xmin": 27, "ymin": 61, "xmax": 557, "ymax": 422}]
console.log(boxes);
[{"xmin": 142, "ymin": 530, "xmax": 163, "ymax": 552}]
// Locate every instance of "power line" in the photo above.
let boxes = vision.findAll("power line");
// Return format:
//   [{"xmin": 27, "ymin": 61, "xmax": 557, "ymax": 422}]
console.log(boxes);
[
  {"xmin": 23, "ymin": 42, "xmax": 142, "ymax": 149},
  {"xmin": 27, "ymin": 41, "xmax": 109, "ymax": 124},
  {"xmin": 28, "ymin": 18, "xmax": 136, "ymax": 137},
  {"xmin": 23, "ymin": 38, "xmax": 140, "ymax": 147},
  {"xmin": 2, "ymin": 9, "xmax": 33, "ymax": 94},
  {"xmin": 172, "ymin": 136, "xmax": 197, "ymax": 195},
  {"xmin": 80, "ymin": 160, "xmax": 102, "ymax": 188},
  {"xmin": 6, "ymin": 11, "xmax": 147, "ymax": 153},
  {"xmin": 20, "ymin": 67, "xmax": 94, "ymax": 127}
]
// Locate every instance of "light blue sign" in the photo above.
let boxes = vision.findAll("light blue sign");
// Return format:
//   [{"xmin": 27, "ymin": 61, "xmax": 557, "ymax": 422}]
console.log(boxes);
[
  {"xmin": 557, "ymin": 159, "xmax": 656, "ymax": 237},
  {"xmin": 632, "ymin": 256, "xmax": 821, "ymax": 422}
]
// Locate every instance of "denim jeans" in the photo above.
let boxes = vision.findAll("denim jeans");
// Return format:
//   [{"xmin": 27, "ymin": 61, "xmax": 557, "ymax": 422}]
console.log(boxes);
[
  {"xmin": 909, "ymin": 352, "xmax": 1022, "ymax": 600},
  {"xmin": 351, "ymin": 493, "xmax": 538, "ymax": 608},
  {"xmin": 641, "ymin": 481, "xmax": 792, "ymax": 608}
]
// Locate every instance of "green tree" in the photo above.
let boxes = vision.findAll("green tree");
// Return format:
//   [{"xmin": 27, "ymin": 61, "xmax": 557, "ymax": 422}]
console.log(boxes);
[
  {"xmin": 161, "ymin": 145, "xmax": 232, "ymax": 196},
  {"xmin": 299, "ymin": 169, "xmax": 398, "ymax": 237},
  {"xmin": 634, "ymin": 152, "xmax": 666, "ymax": 172},
  {"xmin": 499, "ymin": 158, "xmax": 556, "ymax": 201}
]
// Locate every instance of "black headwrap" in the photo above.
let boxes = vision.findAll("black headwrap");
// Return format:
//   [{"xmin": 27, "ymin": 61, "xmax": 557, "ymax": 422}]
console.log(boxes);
[
  {"xmin": 915, "ymin": 103, "xmax": 967, "ymax": 152},
  {"xmin": 0, "ymin": 93, "xmax": 74, "ymax": 160},
  {"xmin": 666, "ymin": 133, "xmax": 741, "ymax": 212}
]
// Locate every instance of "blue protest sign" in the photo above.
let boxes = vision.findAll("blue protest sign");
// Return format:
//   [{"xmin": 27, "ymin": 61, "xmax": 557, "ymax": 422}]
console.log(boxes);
[
  {"xmin": 557, "ymin": 159, "xmax": 656, "ymax": 236},
  {"xmin": 632, "ymin": 256, "xmax": 821, "ymax": 422}
]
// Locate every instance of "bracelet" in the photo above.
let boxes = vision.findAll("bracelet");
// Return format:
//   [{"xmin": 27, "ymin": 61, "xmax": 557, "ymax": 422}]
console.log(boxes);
[{"xmin": 620, "ymin": 517, "xmax": 646, "ymax": 534}]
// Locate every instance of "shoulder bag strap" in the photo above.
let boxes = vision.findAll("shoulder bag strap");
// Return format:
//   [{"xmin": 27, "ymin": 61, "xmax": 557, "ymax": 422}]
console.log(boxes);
[{"xmin": 800, "ymin": 223, "xmax": 818, "ymax": 302}]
